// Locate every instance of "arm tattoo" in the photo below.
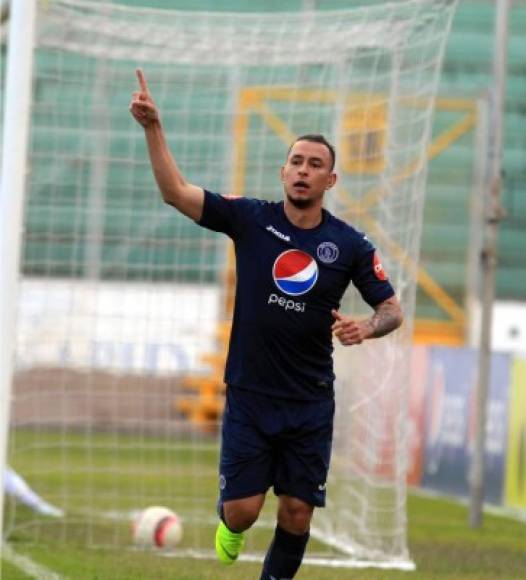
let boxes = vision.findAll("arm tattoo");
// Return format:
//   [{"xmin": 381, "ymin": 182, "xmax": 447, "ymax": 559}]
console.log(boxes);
[{"xmin": 366, "ymin": 297, "xmax": 403, "ymax": 339}]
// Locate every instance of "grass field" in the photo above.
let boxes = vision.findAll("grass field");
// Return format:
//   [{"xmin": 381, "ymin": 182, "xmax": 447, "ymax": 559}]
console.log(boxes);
[{"xmin": 3, "ymin": 430, "xmax": 526, "ymax": 579}]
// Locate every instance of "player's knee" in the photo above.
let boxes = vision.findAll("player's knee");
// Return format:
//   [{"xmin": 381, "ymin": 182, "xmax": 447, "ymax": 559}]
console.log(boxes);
[
  {"xmin": 223, "ymin": 496, "xmax": 264, "ymax": 532},
  {"xmin": 224, "ymin": 507, "xmax": 259, "ymax": 532},
  {"xmin": 278, "ymin": 497, "xmax": 313, "ymax": 534}
]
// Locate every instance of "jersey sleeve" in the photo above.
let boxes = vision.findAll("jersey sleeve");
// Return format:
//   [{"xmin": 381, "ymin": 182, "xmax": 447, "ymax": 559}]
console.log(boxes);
[
  {"xmin": 197, "ymin": 189, "xmax": 255, "ymax": 239},
  {"xmin": 350, "ymin": 234, "xmax": 395, "ymax": 307}
]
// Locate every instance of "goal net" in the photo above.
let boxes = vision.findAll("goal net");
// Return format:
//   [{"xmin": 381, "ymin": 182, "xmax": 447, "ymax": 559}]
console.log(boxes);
[{"xmin": 4, "ymin": 0, "xmax": 457, "ymax": 569}]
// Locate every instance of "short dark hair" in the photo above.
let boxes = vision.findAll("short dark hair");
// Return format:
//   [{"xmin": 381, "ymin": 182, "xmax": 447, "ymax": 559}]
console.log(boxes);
[{"xmin": 287, "ymin": 134, "xmax": 336, "ymax": 170}]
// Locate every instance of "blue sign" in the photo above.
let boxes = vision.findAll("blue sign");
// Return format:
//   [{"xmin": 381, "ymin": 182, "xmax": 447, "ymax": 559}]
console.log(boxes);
[{"xmin": 421, "ymin": 347, "xmax": 511, "ymax": 504}]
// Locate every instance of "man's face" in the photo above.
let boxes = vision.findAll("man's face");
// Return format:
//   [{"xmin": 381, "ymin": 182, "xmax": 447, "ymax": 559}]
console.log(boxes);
[{"xmin": 281, "ymin": 140, "xmax": 337, "ymax": 209}]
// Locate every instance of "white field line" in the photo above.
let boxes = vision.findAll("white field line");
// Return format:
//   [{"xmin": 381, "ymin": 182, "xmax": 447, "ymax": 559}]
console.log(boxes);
[
  {"xmin": 93, "ymin": 510, "xmax": 415, "ymax": 569},
  {"xmin": 3, "ymin": 508, "xmax": 416, "ymax": 573},
  {"xmin": 2, "ymin": 543, "xmax": 65, "ymax": 580},
  {"xmin": 157, "ymin": 549, "xmax": 416, "ymax": 570}
]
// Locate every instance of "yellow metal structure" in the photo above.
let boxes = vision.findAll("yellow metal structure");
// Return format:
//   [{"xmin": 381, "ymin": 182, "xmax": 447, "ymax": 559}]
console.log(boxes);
[{"xmin": 340, "ymin": 97, "xmax": 387, "ymax": 174}]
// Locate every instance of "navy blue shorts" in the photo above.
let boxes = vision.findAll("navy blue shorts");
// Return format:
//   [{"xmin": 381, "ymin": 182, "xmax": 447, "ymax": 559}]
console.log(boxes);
[{"xmin": 218, "ymin": 386, "xmax": 335, "ymax": 508}]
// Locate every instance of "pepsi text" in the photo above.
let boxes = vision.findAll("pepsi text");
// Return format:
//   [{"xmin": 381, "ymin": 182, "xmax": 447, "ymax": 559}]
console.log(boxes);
[{"xmin": 268, "ymin": 293, "xmax": 306, "ymax": 312}]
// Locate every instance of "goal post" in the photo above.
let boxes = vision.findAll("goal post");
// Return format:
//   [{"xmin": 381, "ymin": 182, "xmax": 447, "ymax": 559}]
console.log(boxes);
[
  {"xmin": 0, "ymin": 0, "xmax": 37, "ymax": 536},
  {"xmin": 2, "ymin": 0, "xmax": 458, "ymax": 569}
]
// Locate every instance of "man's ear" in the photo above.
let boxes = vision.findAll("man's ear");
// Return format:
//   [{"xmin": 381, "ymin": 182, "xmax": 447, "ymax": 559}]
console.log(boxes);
[
  {"xmin": 327, "ymin": 172, "xmax": 337, "ymax": 190},
  {"xmin": 280, "ymin": 166, "xmax": 285, "ymax": 182}
]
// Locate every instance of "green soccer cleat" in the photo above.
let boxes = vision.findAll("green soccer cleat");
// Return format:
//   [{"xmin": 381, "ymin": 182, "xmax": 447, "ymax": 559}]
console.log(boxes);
[{"xmin": 215, "ymin": 520, "xmax": 245, "ymax": 565}]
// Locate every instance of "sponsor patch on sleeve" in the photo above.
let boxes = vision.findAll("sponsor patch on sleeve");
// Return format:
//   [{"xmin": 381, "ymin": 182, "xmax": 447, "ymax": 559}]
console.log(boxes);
[{"xmin": 373, "ymin": 251, "xmax": 388, "ymax": 281}]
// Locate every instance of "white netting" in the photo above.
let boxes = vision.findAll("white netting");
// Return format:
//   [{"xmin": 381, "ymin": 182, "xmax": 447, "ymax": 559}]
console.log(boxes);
[{"xmin": 5, "ymin": 0, "xmax": 457, "ymax": 569}]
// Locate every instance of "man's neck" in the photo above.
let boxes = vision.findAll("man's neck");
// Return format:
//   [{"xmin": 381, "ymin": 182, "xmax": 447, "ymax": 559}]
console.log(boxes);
[{"xmin": 283, "ymin": 199, "xmax": 323, "ymax": 230}]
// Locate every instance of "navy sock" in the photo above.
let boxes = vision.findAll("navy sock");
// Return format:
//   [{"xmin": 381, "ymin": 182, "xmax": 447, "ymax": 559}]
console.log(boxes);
[{"xmin": 260, "ymin": 525, "xmax": 309, "ymax": 580}]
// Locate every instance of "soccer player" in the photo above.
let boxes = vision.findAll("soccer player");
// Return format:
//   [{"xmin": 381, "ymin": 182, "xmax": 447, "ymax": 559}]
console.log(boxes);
[{"xmin": 130, "ymin": 69, "xmax": 403, "ymax": 579}]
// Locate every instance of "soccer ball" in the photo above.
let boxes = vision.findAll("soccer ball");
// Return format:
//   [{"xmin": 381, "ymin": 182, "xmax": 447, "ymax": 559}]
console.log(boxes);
[{"xmin": 132, "ymin": 506, "xmax": 183, "ymax": 549}]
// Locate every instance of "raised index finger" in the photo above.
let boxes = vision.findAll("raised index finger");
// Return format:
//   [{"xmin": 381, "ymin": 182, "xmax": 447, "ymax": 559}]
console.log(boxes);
[{"xmin": 136, "ymin": 68, "xmax": 150, "ymax": 94}]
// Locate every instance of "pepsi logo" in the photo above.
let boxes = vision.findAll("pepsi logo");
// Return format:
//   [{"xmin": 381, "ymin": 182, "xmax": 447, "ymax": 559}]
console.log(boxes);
[{"xmin": 272, "ymin": 250, "xmax": 318, "ymax": 296}]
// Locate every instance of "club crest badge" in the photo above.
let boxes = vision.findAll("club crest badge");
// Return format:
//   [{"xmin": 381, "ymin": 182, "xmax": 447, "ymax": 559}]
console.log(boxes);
[{"xmin": 316, "ymin": 242, "xmax": 339, "ymax": 264}]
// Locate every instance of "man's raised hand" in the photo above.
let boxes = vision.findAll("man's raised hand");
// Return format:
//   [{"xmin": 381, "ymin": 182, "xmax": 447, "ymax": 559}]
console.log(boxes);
[{"xmin": 130, "ymin": 69, "xmax": 160, "ymax": 128}]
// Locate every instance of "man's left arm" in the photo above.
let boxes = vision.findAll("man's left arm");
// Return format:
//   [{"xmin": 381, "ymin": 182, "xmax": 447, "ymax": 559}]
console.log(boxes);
[{"xmin": 331, "ymin": 296, "xmax": 403, "ymax": 346}]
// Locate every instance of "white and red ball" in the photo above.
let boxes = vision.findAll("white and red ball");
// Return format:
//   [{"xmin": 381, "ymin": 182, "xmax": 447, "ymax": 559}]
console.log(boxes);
[{"xmin": 132, "ymin": 506, "xmax": 183, "ymax": 549}]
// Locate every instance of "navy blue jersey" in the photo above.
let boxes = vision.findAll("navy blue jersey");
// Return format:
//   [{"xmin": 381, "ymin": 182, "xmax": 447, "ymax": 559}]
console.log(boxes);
[{"xmin": 198, "ymin": 190, "xmax": 395, "ymax": 401}]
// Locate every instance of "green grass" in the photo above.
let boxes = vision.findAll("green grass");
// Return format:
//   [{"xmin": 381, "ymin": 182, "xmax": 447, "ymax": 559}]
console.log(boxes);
[
  {"xmin": 4, "ymin": 496, "xmax": 526, "ymax": 579},
  {"xmin": 1, "ymin": 558, "xmax": 32, "ymax": 580},
  {"xmin": 3, "ymin": 430, "xmax": 526, "ymax": 579}
]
